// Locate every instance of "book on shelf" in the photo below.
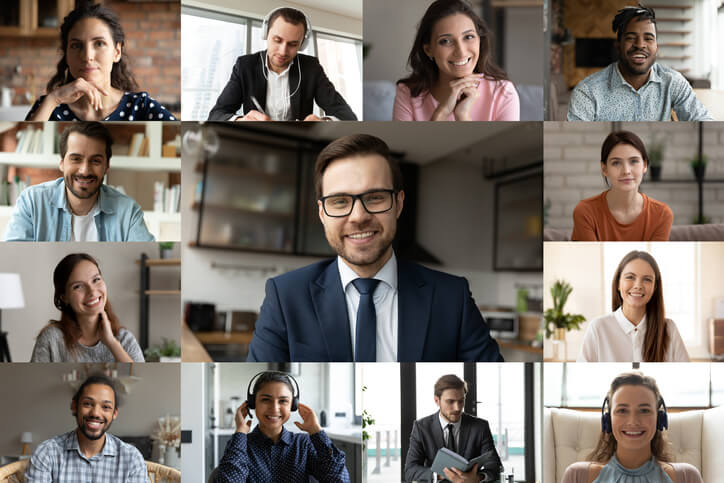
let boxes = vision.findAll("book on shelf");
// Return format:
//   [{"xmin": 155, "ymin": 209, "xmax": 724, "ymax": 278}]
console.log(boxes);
[{"xmin": 129, "ymin": 133, "xmax": 146, "ymax": 157}]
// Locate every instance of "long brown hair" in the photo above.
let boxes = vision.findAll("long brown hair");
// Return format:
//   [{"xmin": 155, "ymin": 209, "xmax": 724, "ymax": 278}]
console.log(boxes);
[
  {"xmin": 588, "ymin": 372, "xmax": 672, "ymax": 463},
  {"xmin": 39, "ymin": 253, "xmax": 121, "ymax": 357},
  {"xmin": 47, "ymin": 3, "xmax": 138, "ymax": 93},
  {"xmin": 397, "ymin": 0, "xmax": 508, "ymax": 97},
  {"xmin": 611, "ymin": 250, "xmax": 669, "ymax": 362}
]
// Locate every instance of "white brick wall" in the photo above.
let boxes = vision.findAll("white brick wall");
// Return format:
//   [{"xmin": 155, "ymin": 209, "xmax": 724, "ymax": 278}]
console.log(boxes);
[{"xmin": 545, "ymin": 122, "xmax": 724, "ymax": 228}]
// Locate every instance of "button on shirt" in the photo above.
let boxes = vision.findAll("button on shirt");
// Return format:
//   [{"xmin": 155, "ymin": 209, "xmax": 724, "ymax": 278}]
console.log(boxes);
[
  {"xmin": 25, "ymin": 430, "xmax": 148, "ymax": 483},
  {"xmin": 338, "ymin": 253, "xmax": 398, "ymax": 362},
  {"xmin": 577, "ymin": 307, "xmax": 690, "ymax": 362},
  {"xmin": 215, "ymin": 426, "xmax": 350, "ymax": 483},
  {"xmin": 567, "ymin": 62, "xmax": 712, "ymax": 121},
  {"xmin": 3, "ymin": 178, "xmax": 155, "ymax": 242}
]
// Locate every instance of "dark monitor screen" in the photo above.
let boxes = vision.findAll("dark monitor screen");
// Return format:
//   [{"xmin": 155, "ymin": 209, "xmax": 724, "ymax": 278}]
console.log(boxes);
[{"xmin": 575, "ymin": 38, "xmax": 616, "ymax": 68}]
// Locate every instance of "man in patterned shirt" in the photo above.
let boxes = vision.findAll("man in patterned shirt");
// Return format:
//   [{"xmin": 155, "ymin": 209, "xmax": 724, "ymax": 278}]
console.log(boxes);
[
  {"xmin": 567, "ymin": 4, "xmax": 712, "ymax": 121},
  {"xmin": 25, "ymin": 374, "xmax": 148, "ymax": 483}
]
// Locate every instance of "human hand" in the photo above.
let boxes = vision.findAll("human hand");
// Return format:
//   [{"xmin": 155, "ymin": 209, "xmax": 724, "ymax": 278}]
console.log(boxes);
[
  {"xmin": 235, "ymin": 402, "xmax": 252, "ymax": 434},
  {"xmin": 97, "ymin": 311, "xmax": 117, "ymax": 348},
  {"xmin": 453, "ymin": 84, "xmax": 481, "ymax": 121},
  {"xmin": 50, "ymin": 78, "xmax": 109, "ymax": 111},
  {"xmin": 432, "ymin": 74, "xmax": 481, "ymax": 121},
  {"xmin": 294, "ymin": 403, "xmax": 322, "ymax": 435},
  {"xmin": 303, "ymin": 114, "xmax": 323, "ymax": 121},
  {"xmin": 237, "ymin": 110, "xmax": 271, "ymax": 121},
  {"xmin": 442, "ymin": 463, "xmax": 479, "ymax": 483}
]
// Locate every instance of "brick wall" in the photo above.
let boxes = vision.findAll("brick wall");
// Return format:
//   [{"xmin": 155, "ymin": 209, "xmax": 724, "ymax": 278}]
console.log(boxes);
[
  {"xmin": 0, "ymin": 1, "xmax": 180, "ymax": 115},
  {"xmin": 544, "ymin": 121, "xmax": 724, "ymax": 228}
]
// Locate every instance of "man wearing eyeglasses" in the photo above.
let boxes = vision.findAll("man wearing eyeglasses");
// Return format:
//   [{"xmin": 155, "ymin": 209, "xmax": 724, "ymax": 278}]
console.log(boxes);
[
  {"xmin": 567, "ymin": 4, "xmax": 711, "ymax": 121},
  {"xmin": 247, "ymin": 134, "xmax": 502, "ymax": 363}
]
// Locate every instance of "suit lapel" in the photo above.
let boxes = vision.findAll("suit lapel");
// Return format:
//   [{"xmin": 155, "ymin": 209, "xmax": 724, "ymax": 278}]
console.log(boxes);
[
  {"xmin": 458, "ymin": 414, "xmax": 471, "ymax": 457},
  {"xmin": 254, "ymin": 52, "xmax": 268, "ymax": 111},
  {"xmin": 397, "ymin": 260, "xmax": 433, "ymax": 361},
  {"xmin": 289, "ymin": 56, "xmax": 302, "ymax": 119},
  {"xmin": 432, "ymin": 412, "xmax": 446, "ymax": 450},
  {"xmin": 309, "ymin": 260, "xmax": 354, "ymax": 361}
]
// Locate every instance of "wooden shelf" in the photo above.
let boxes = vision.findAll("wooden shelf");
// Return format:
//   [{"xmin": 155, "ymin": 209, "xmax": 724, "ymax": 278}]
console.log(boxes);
[
  {"xmin": 139, "ymin": 259, "xmax": 181, "ymax": 267},
  {"xmin": 491, "ymin": 0, "xmax": 542, "ymax": 6},
  {"xmin": 659, "ymin": 55, "xmax": 692, "ymax": 60},
  {"xmin": 657, "ymin": 30, "xmax": 691, "ymax": 34},
  {"xmin": 144, "ymin": 289, "xmax": 181, "ymax": 296},
  {"xmin": 659, "ymin": 42, "xmax": 690, "ymax": 47},
  {"xmin": 191, "ymin": 201, "xmax": 294, "ymax": 219},
  {"xmin": 194, "ymin": 332, "xmax": 254, "ymax": 345},
  {"xmin": 657, "ymin": 17, "xmax": 692, "ymax": 22},
  {"xmin": 646, "ymin": 4, "xmax": 692, "ymax": 9},
  {"xmin": 193, "ymin": 162, "xmax": 295, "ymax": 184},
  {"xmin": 0, "ymin": 153, "xmax": 180, "ymax": 171}
]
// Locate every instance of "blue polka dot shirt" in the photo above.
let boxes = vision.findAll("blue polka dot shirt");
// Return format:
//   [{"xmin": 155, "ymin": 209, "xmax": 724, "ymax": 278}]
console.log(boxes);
[
  {"xmin": 215, "ymin": 426, "xmax": 350, "ymax": 483},
  {"xmin": 25, "ymin": 91, "xmax": 176, "ymax": 121}
]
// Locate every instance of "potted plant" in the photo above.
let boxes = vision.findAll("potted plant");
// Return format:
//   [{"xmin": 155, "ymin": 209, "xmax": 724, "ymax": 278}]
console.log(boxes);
[
  {"xmin": 159, "ymin": 241, "xmax": 174, "ymax": 259},
  {"xmin": 144, "ymin": 338, "xmax": 181, "ymax": 362},
  {"xmin": 690, "ymin": 155, "xmax": 708, "ymax": 181},
  {"xmin": 361, "ymin": 385, "xmax": 374, "ymax": 481},
  {"xmin": 544, "ymin": 279, "xmax": 585, "ymax": 361},
  {"xmin": 648, "ymin": 138, "xmax": 664, "ymax": 181}
]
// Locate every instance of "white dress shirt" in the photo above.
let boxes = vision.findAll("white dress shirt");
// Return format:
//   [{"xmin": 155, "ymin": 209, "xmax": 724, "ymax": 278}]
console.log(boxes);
[
  {"xmin": 577, "ymin": 307, "xmax": 690, "ymax": 362},
  {"xmin": 264, "ymin": 56, "xmax": 294, "ymax": 121},
  {"xmin": 438, "ymin": 412, "xmax": 461, "ymax": 451},
  {"xmin": 338, "ymin": 253, "xmax": 398, "ymax": 362}
]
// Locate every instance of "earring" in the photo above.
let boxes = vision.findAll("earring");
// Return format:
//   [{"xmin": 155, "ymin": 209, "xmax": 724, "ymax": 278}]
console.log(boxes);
[{"xmin": 429, "ymin": 56, "xmax": 434, "ymax": 61}]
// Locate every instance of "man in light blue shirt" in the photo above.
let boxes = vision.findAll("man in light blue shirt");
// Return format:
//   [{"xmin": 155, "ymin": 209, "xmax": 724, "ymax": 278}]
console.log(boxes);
[
  {"xmin": 3, "ymin": 122, "xmax": 154, "ymax": 242},
  {"xmin": 567, "ymin": 4, "xmax": 712, "ymax": 121}
]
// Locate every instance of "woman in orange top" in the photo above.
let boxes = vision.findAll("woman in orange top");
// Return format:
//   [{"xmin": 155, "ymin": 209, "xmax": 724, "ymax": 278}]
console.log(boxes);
[{"xmin": 571, "ymin": 131, "xmax": 673, "ymax": 241}]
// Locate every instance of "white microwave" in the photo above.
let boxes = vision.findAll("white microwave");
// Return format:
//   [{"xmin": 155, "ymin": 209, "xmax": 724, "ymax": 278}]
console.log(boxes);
[{"xmin": 481, "ymin": 311, "xmax": 518, "ymax": 339}]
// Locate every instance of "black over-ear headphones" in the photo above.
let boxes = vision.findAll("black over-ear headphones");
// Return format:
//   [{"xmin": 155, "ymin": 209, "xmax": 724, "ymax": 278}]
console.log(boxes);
[
  {"xmin": 601, "ymin": 394, "xmax": 668, "ymax": 433},
  {"xmin": 246, "ymin": 371, "xmax": 300, "ymax": 412}
]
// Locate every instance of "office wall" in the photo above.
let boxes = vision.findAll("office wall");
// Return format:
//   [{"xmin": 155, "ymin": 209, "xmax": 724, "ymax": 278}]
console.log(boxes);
[
  {"xmin": 0, "ymin": 363, "xmax": 180, "ymax": 456},
  {"xmin": 504, "ymin": 8, "xmax": 544, "ymax": 86},
  {"xmin": 180, "ymin": 363, "xmax": 206, "ymax": 483},
  {"xmin": 1, "ymin": 242, "xmax": 181, "ymax": 362}
]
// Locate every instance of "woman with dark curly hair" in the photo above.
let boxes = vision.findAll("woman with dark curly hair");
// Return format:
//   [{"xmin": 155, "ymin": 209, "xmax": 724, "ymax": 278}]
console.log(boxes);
[
  {"xmin": 562, "ymin": 372, "xmax": 702, "ymax": 482},
  {"xmin": 393, "ymin": 0, "xmax": 518, "ymax": 121},
  {"xmin": 30, "ymin": 253, "xmax": 144, "ymax": 362},
  {"xmin": 26, "ymin": 3, "xmax": 175, "ymax": 121}
]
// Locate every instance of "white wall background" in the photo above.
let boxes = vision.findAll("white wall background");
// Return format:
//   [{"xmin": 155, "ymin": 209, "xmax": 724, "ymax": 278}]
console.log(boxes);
[
  {"xmin": 0, "ymin": 242, "xmax": 181, "ymax": 362},
  {"xmin": 0, "ymin": 362, "xmax": 179, "ymax": 456},
  {"xmin": 544, "ymin": 122, "xmax": 724, "ymax": 229}
]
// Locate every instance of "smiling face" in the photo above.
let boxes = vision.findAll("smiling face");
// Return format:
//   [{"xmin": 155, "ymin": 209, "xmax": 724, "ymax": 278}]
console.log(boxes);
[
  {"xmin": 66, "ymin": 17, "xmax": 121, "ymax": 88},
  {"xmin": 602, "ymin": 143, "xmax": 647, "ymax": 193},
  {"xmin": 610, "ymin": 384, "xmax": 658, "ymax": 453},
  {"xmin": 435, "ymin": 388, "xmax": 465, "ymax": 423},
  {"xmin": 617, "ymin": 18, "xmax": 657, "ymax": 77},
  {"xmin": 254, "ymin": 381, "xmax": 293, "ymax": 434},
  {"xmin": 60, "ymin": 132, "xmax": 108, "ymax": 203},
  {"xmin": 318, "ymin": 154, "xmax": 404, "ymax": 277},
  {"xmin": 618, "ymin": 258, "xmax": 656, "ymax": 310},
  {"xmin": 62, "ymin": 259, "xmax": 106, "ymax": 319},
  {"xmin": 72, "ymin": 383, "xmax": 117, "ymax": 442},
  {"xmin": 266, "ymin": 17, "xmax": 305, "ymax": 73},
  {"xmin": 424, "ymin": 13, "xmax": 480, "ymax": 81}
]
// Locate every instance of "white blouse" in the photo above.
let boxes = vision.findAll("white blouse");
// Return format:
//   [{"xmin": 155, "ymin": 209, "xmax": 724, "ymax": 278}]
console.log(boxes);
[{"xmin": 577, "ymin": 307, "xmax": 690, "ymax": 362}]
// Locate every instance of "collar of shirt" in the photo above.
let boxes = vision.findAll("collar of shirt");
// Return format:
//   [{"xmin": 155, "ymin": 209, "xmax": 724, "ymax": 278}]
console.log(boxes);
[
  {"xmin": 611, "ymin": 62, "xmax": 663, "ymax": 92},
  {"xmin": 614, "ymin": 306, "xmax": 647, "ymax": 335},
  {"xmin": 338, "ymin": 252, "xmax": 398, "ymax": 297},
  {"xmin": 64, "ymin": 430, "xmax": 117, "ymax": 460},
  {"xmin": 438, "ymin": 412, "xmax": 462, "ymax": 435},
  {"xmin": 265, "ymin": 54, "xmax": 295, "ymax": 121},
  {"xmin": 249, "ymin": 425, "xmax": 293, "ymax": 447},
  {"xmin": 52, "ymin": 177, "xmax": 114, "ymax": 216}
]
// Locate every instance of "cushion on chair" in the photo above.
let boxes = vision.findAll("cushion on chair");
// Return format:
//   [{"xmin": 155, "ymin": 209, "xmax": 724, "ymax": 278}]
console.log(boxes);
[{"xmin": 701, "ymin": 405, "xmax": 724, "ymax": 481}]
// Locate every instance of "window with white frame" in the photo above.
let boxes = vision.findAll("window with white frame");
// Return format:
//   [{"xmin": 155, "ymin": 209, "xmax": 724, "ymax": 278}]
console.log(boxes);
[{"xmin": 181, "ymin": 7, "xmax": 362, "ymax": 120}]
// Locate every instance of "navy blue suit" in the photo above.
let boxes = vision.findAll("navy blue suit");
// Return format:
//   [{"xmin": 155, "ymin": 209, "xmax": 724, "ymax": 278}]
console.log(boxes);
[{"xmin": 247, "ymin": 258, "xmax": 503, "ymax": 362}]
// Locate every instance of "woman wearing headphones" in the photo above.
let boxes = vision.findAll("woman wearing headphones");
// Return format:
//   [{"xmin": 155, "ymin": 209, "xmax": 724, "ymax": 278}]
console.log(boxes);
[
  {"xmin": 215, "ymin": 371, "xmax": 350, "ymax": 482},
  {"xmin": 577, "ymin": 250, "xmax": 689, "ymax": 362},
  {"xmin": 562, "ymin": 372, "xmax": 703, "ymax": 483},
  {"xmin": 571, "ymin": 131, "xmax": 673, "ymax": 241}
]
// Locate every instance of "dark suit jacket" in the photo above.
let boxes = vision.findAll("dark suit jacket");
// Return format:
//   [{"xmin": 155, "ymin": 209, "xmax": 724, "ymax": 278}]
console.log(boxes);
[
  {"xmin": 207, "ymin": 51, "xmax": 357, "ymax": 121},
  {"xmin": 247, "ymin": 258, "xmax": 503, "ymax": 362},
  {"xmin": 404, "ymin": 412, "xmax": 502, "ymax": 482}
]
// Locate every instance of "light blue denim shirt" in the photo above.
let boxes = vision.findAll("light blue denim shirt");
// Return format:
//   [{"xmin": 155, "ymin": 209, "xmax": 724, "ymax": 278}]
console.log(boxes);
[
  {"xmin": 567, "ymin": 62, "xmax": 713, "ymax": 121},
  {"xmin": 3, "ymin": 178, "xmax": 155, "ymax": 242}
]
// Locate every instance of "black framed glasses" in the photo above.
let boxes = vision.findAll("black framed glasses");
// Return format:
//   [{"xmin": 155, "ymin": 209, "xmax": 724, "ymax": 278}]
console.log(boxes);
[{"xmin": 320, "ymin": 189, "xmax": 396, "ymax": 217}]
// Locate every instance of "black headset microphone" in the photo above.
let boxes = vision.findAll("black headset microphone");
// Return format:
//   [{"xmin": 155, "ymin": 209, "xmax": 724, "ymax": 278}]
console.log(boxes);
[{"xmin": 245, "ymin": 371, "xmax": 301, "ymax": 418}]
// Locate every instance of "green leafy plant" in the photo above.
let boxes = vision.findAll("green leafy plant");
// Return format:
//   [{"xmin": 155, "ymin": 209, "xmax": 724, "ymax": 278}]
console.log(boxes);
[
  {"xmin": 144, "ymin": 338, "xmax": 181, "ymax": 362},
  {"xmin": 361, "ymin": 385, "xmax": 375, "ymax": 442},
  {"xmin": 689, "ymin": 154, "xmax": 708, "ymax": 168},
  {"xmin": 544, "ymin": 280, "xmax": 585, "ymax": 338},
  {"xmin": 647, "ymin": 138, "xmax": 664, "ymax": 167}
]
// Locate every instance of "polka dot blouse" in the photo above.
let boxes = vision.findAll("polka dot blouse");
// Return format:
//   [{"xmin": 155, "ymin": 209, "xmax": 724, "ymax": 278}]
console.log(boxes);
[
  {"xmin": 25, "ymin": 92, "xmax": 176, "ymax": 121},
  {"xmin": 215, "ymin": 427, "xmax": 350, "ymax": 482}
]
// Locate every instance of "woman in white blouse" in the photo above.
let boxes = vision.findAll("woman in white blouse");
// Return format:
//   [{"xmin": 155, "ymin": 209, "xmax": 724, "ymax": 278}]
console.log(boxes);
[{"xmin": 577, "ymin": 250, "xmax": 689, "ymax": 362}]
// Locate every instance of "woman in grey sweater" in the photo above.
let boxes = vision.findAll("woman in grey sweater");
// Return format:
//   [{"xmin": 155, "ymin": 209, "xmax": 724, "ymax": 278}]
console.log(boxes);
[{"xmin": 30, "ymin": 253, "xmax": 144, "ymax": 362}]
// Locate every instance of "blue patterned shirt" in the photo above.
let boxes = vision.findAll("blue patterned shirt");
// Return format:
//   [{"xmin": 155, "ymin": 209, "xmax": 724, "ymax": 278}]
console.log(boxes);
[
  {"xmin": 215, "ymin": 427, "xmax": 350, "ymax": 483},
  {"xmin": 26, "ymin": 92, "xmax": 176, "ymax": 121},
  {"xmin": 567, "ymin": 62, "xmax": 713, "ymax": 121},
  {"xmin": 25, "ymin": 430, "xmax": 148, "ymax": 483}
]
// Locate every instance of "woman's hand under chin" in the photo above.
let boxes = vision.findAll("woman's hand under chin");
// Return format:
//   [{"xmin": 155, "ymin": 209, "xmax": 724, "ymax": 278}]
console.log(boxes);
[
  {"xmin": 97, "ymin": 310, "xmax": 117, "ymax": 348},
  {"xmin": 51, "ymin": 78, "xmax": 109, "ymax": 111},
  {"xmin": 431, "ymin": 74, "xmax": 481, "ymax": 121}
]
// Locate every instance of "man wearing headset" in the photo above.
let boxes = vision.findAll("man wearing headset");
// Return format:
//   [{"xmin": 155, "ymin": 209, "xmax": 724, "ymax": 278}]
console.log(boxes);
[
  {"xmin": 208, "ymin": 7, "xmax": 357, "ymax": 121},
  {"xmin": 214, "ymin": 371, "xmax": 351, "ymax": 482}
]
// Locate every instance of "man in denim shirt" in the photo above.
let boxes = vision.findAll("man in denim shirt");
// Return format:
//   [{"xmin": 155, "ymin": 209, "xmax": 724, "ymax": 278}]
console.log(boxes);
[
  {"xmin": 4, "ymin": 122, "xmax": 154, "ymax": 241},
  {"xmin": 567, "ymin": 4, "xmax": 712, "ymax": 122}
]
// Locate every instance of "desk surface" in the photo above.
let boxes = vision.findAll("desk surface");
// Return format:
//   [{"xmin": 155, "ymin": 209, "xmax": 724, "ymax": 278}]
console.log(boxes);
[{"xmin": 181, "ymin": 321, "xmax": 213, "ymax": 362}]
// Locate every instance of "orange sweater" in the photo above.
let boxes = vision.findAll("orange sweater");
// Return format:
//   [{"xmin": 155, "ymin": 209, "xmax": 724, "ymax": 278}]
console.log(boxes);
[{"xmin": 571, "ymin": 191, "xmax": 673, "ymax": 241}]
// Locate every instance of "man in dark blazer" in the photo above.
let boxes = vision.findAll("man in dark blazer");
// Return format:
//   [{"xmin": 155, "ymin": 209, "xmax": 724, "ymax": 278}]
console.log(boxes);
[
  {"xmin": 247, "ymin": 133, "xmax": 502, "ymax": 363},
  {"xmin": 207, "ymin": 7, "xmax": 356, "ymax": 121},
  {"xmin": 405, "ymin": 375, "xmax": 502, "ymax": 482}
]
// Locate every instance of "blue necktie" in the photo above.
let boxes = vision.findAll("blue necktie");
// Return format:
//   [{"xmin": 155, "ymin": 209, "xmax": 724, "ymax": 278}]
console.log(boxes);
[{"xmin": 352, "ymin": 278, "xmax": 380, "ymax": 362}]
